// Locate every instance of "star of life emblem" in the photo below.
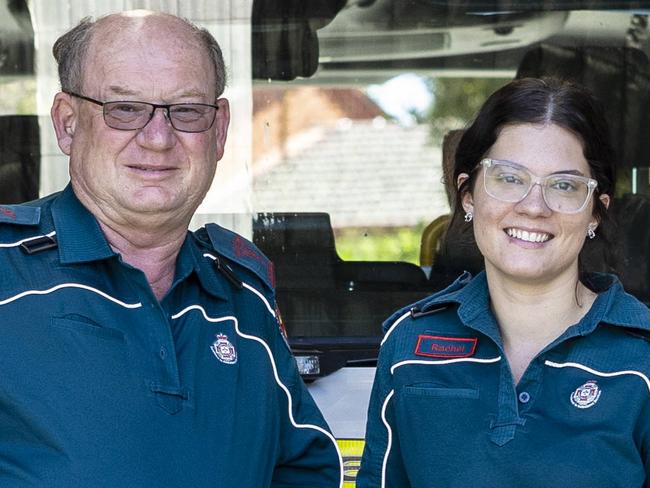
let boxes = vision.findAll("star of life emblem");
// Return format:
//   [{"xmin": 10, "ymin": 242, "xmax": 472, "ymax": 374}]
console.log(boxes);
[
  {"xmin": 570, "ymin": 380, "xmax": 601, "ymax": 409},
  {"xmin": 211, "ymin": 334, "xmax": 237, "ymax": 364}
]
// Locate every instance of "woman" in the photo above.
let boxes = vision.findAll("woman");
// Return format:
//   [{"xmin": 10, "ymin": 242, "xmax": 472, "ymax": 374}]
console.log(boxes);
[{"xmin": 356, "ymin": 78, "xmax": 650, "ymax": 488}]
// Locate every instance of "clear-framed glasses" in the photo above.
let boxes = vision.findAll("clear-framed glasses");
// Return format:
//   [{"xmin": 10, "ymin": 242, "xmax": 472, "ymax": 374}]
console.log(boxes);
[
  {"xmin": 480, "ymin": 158, "xmax": 598, "ymax": 214},
  {"xmin": 66, "ymin": 92, "xmax": 218, "ymax": 133}
]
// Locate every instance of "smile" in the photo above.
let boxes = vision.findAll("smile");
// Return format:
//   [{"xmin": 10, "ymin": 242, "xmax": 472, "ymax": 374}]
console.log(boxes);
[
  {"xmin": 505, "ymin": 228, "xmax": 552, "ymax": 243},
  {"xmin": 128, "ymin": 165, "xmax": 175, "ymax": 171}
]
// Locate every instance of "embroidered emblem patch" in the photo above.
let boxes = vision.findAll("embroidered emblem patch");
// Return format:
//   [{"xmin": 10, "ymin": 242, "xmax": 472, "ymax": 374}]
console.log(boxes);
[
  {"xmin": 414, "ymin": 335, "xmax": 478, "ymax": 358},
  {"xmin": 210, "ymin": 334, "xmax": 237, "ymax": 364},
  {"xmin": 570, "ymin": 380, "xmax": 601, "ymax": 409}
]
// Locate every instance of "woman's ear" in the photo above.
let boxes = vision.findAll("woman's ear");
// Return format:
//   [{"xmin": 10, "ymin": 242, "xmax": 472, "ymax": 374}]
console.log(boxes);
[
  {"xmin": 51, "ymin": 92, "xmax": 77, "ymax": 155},
  {"xmin": 457, "ymin": 173, "xmax": 474, "ymax": 214},
  {"xmin": 598, "ymin": 193, "xmax": 610, "ymax": 210}
]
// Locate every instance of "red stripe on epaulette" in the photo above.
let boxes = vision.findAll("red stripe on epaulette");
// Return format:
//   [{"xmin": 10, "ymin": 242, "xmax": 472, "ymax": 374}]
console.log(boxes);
[
  {"xmin": 269, "ymin": 261, "xmax": 276, "ymax": 288},
  {"xmin": 233, "ymin": 235, "xmax": 274, "ymax": 287},
  {"xmin": 415, "ymin": 335, "xmax": 478, "ymax": 358},
  {"xmin": 234, "ymin": 235, "xmax": 263, "ymax": 262},
  {"xmin": 0, "ymin": 207, "xmax": 16, "ymax": 219}
]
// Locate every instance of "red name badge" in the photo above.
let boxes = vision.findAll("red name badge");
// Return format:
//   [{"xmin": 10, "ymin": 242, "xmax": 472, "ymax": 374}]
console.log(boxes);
[{"xmin": 415, "ymin": 335, "xmax": 478, "ymax": 358}]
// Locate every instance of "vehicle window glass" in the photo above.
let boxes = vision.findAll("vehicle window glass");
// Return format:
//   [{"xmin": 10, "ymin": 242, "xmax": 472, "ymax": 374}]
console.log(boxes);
[{"xmin": 1, "ymin": 0, "xmax": 649, "ymax": 360}]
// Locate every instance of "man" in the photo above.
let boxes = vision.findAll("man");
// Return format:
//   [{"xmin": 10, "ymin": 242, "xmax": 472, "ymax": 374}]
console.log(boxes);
[{"xmin": 0, "ymin": 10, "xmax": 342, "ymax": 487}]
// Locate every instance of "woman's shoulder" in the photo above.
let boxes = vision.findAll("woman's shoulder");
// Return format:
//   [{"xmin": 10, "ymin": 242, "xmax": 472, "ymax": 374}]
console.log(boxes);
[
  {"xmin": 590, "ymin": 272, "xmax": 650, "ymax": 332},
  {"xmin": 572, "ymin": 275, "xmax": 650, "ymax": 373},
  {"xmin": 381, "ymin": 272, "xmax": 485, "ymax": 344}
]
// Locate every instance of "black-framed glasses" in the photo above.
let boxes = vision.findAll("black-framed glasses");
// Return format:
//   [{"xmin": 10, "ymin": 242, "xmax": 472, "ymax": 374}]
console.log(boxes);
[
  {"xmin": 66, "ymin": 92, "xmax": 218, "ymax": 133},
  {"xmin": 480, "ymin": 158, "xmax": 598, "ymax": 214}
]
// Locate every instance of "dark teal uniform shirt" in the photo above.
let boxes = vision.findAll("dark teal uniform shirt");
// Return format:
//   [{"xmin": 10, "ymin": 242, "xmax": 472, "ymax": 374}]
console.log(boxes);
[
  {"xmin": 357, "ymin": 272, "xmax": 650, "ymax": 488},
  {"xmin": 0, "ymin": 186, "xmax": 342, "ymax": 487}
]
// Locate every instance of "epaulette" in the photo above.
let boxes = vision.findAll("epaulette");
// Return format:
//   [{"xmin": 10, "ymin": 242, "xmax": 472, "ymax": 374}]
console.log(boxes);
[
  {"xmin": 381, "ymin": 271, "xmax": 472, "ymax": 333},
  {"xmin": 620, "ymin": 327, "xmax": 650, "ymax": 343},
  {"xmin": 0, "ymin": 205, "xmax": 41, "ymax": 226},
  {"xmin": 202, "ymin": 223, "xmax": 275, "ymax": 290}
]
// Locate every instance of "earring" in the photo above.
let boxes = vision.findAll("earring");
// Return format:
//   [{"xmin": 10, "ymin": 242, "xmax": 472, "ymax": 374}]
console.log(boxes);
[
  {"xmin": 464, "ymin": 211, "xmax": 473, "ymax": 223},
  {"xmin": 587, "ymin": 225, "xmax": 596, "ymax": 240}
]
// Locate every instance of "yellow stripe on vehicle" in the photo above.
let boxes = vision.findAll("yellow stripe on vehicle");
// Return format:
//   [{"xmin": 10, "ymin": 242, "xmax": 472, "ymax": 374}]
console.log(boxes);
[{"xmin": 337, "ymin": 438, "xmax": 365, "ymax": 487}]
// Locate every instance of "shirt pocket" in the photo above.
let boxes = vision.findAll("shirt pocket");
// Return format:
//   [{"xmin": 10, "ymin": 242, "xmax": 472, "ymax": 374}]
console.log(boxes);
[
  {"xmin": 394, "ymin": 383, "xmax": 485, "ymax": 480},
  {"xmin": 51, "ymin": 315, "xmax": 125, "ymax": 343},
  {"xmin": 403, "ymin": 384, "xmax": 479, "ymax": 399}
]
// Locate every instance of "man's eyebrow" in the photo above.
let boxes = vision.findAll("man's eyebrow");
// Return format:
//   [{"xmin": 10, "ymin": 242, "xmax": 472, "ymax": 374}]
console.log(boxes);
[
  {"xmin": 106, "ymin": 85, "xmax": 139, "ymax": 97},
  {"xmin": 105, "ymin": 86, "xmax": 209, "ymax": 100}
]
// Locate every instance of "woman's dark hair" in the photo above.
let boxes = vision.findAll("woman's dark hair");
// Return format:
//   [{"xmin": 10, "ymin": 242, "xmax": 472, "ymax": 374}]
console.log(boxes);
[{"xmin": 449, "ymin": 77, "xmax": 617, "ymax": 276}]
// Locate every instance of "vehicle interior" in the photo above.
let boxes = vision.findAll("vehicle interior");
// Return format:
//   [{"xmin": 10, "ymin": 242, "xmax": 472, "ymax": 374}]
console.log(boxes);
[{"xmin": 250, "ymin": 0, "xmax": 650, "ymax": 379}]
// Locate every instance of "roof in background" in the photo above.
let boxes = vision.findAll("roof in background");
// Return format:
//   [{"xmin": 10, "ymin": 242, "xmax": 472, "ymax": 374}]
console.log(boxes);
[{"xmin": 252, "ymin": 118, "xmax": 450, "ymax": 228}]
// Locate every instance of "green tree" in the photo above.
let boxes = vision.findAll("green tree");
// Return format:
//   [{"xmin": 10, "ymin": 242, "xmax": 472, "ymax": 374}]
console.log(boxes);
[{"xmin": 426, "ymin": 77, "xmax": 509, "ymax": 141}]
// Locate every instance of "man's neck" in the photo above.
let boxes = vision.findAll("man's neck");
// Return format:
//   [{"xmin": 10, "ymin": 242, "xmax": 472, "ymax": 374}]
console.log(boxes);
[
  {"xmin": 72, "ymin": 184, "xmax": 192, "ymax": 300},
  {"xmin": 100, "ymin": 220, "xmax": 187, "ymax": 301}
]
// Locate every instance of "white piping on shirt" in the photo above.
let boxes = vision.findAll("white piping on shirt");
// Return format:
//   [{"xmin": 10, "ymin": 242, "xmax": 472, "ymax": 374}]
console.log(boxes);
[
  {"xmin": 545, "ymin": 360, "xmax": 650, "ymax": 393},
  {"xmin": 390, "ymin": 356, "xmax": 502, "ymax": 375},
  {"xmin": 380, "ymin": 389, "xmax": 395, "ymax": 488},
  {"xmin": 173, "ymin": 280, "xmax": 344, "ymax": 488},
  {"xmin": 0, "ymin": 231, "xmax": 57, "ymax": 248},
  {"xmin": 202, "ymin": 252, "xmax": 277, "ymax": 316},
  {"xmin": 381, "ymin": 310, "xmax": 411, "ymax": 346},
  {"xmin": 0, "ymin": 283, "xmax": 142, "ymax": 308},
  {"xmin": 376, "ymin": 355, "xmax": 501, "ymax": 486}
]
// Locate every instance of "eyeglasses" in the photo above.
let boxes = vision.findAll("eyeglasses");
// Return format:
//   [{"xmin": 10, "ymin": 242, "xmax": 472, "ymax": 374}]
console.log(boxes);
[
  {"xmin": 66, "ymin": 92, "xmax": 218, "ymax": 133},
  {"xmin": 480, "ymin": 158, "xmax": 598, "ymax": 214}
]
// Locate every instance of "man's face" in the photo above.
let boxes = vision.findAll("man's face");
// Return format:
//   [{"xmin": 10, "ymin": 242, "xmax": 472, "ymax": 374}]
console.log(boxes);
[{"xmin": 54, "ymin": 16, "xmax": 229, "ymax": 226}]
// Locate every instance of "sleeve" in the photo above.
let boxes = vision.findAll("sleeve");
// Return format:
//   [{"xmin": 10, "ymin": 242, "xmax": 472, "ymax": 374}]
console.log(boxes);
[
  {"xmin": 269, "ymin": 304, "xmax": 343, "ymax": 488},
  {"xmin": 640, "ymin": 395, "xmax": 650, "ymax": 488},
  {"xmin": 356, "ymin": 341, "xmax": 411, "ymax": 488}
]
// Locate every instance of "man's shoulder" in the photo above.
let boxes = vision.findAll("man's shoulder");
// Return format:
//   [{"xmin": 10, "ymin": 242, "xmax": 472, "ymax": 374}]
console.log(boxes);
[
  {"xmin": 192, "ymin": 223, "xmax": 275, "ymax": 291},
  {"xmin": 0, "ymin": 194, "xmax": 58, "ymax": 243}
]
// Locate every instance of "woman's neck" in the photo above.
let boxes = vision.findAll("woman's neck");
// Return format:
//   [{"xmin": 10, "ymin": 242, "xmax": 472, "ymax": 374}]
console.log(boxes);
[{"xmin": 485, "ymin": 267, "xmax": 597, "ymax": 383}]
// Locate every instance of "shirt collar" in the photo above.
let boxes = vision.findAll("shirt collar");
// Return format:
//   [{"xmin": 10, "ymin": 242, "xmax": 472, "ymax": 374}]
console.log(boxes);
[
  {"xmin": 454, "ymin": 272, "xmax": 503, "ymax": 345},
  {"xmin": 187, "ymin": 233, "xmax": 229, "ymax": 301},
  {"xmin": 429, "ymin": 271, "xmax": 650, "ymax": 345},
  {"xmin": 51, "ymin": 184, "xmax": 115, "ymax": 264},
  {"xmin": 582, "ymin": 273, "xmax": 650, "ymax": 332}
]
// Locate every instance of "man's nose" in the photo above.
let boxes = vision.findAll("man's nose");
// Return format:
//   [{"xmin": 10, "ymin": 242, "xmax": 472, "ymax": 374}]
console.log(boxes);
[{"xmin": 137, "ymin": 108, "xmax": 176, "ymax": 149}]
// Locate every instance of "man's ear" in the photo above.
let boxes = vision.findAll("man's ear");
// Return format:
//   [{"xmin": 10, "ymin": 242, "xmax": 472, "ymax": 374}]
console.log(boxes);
[
  {"xmin": 213, "ymin": 97, "xmax": 230, "ymax": 161},
  {"xmin": 457, "ymin": 173, "xmax": 474, "ymax": 214},
  {"xmin": 51, "ymin": 92, "xmax": 77, "ymax": 155}
]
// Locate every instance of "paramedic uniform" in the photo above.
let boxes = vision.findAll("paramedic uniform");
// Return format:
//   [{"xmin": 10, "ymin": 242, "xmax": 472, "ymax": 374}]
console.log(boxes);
[
  {"xmin": 357, "ymin": 272, "xmax": 650, "ymax": 488},
  {"xmin": 0, "ymin": 185, "xmax": 342, "ymax": 488}
]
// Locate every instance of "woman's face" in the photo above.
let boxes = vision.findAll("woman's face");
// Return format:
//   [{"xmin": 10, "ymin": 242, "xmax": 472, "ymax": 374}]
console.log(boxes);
[{"xmin": 460, "ymin": 123, "xmax": 609, "ymax": 286}]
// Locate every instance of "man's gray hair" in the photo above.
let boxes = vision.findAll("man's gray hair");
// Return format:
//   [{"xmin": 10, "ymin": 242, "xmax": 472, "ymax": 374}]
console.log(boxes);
[{"xmin": 52, "ymin": 13, "xmax": 226, "ymax": 98}]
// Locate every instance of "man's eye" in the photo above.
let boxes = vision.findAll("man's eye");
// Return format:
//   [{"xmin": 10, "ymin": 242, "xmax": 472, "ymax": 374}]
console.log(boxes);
[
  {"xmin": 173, "ymin": 106, "xmax": 201, "ymax": 114},
  {"xmin": 111, "ymin": 104, "xmax": 145, "ymax": 114},
  {"xmin": 172, "ymin": 105, "xmax": 204, "ymax": 117}
]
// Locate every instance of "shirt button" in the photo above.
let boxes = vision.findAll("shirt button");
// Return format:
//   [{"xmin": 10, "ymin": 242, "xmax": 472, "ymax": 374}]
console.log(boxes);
[
  {"xmin": 518, "ymin": 391, "xmax": 531, "ymax": 404},
  {"xmin": 159, "ymin": 346, "xmax": 167, "ymax": 359}
]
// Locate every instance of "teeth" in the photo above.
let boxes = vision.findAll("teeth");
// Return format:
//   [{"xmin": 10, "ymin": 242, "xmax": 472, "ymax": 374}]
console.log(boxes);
[{"xmin": 506, "ymin": 228, "xmax": 550, "ymax": 243}]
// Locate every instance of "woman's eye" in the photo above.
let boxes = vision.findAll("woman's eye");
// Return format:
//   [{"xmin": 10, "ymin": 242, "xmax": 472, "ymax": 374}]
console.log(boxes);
[
  {"xmin": 498, "ymin": 174, "xmax": 524, "ymax": 184},
  {"xmin": 551, "ymin": 180, "xmax": 578, "ymax": 192}
]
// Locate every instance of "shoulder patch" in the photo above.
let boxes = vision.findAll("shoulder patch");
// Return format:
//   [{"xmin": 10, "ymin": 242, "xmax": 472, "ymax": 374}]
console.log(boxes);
[
  {"xmin": 203, "ymin": 223, "xmax": 275, "ymax": 290},
  {"xmin": 0, "ymin": 205, "xmax": 40, "ymax": 226}
]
